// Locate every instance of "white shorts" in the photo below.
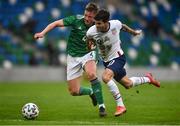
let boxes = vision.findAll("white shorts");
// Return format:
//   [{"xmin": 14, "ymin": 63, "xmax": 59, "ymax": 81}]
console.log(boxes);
[{"xmin": 67, "ymin": 51, "xmax": 96, "ymax": 81}]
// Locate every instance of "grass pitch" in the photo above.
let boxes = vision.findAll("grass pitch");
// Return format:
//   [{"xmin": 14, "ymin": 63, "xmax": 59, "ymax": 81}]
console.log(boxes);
[{"xmin": 0, "ymin": 81, "xmax": 180, "ymax": 125}]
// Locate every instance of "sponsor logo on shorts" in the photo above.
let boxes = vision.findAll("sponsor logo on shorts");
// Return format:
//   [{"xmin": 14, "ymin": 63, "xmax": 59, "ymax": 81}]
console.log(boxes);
[{"xmin": 107, "ymin": 60, "xmax": 115, "ymax": 67}]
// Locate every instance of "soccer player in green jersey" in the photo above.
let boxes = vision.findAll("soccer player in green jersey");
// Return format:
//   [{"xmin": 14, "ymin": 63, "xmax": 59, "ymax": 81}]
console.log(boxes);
[{"xmin": 34, "ymin": 3, "xmax": 106, "ymax": 117}]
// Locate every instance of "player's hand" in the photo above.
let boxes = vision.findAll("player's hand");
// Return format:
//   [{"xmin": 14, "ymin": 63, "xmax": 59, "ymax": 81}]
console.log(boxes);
[
  {"xmin": 134, "ymin": 30, "xmax": 142, "ymax": 36},
  {"xmin": 87, "ymin": 39, "xmax": 96, "ymax": 50},
  {"xmin": 34, "ymin": 32, "xmax": 44, "ymax": 39}
]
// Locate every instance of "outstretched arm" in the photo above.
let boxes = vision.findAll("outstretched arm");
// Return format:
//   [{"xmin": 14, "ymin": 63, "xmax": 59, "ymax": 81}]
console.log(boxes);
[
  {"xmin": 34, "ymin": 19, "xmax": 64, "ymax": 39},
  {"xmin": 122, "ymin": 24, "xmax": 142, "ymax": 36}
]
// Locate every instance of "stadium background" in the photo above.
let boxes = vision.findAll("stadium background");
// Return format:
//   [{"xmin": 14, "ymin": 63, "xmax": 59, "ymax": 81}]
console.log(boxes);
[{"xmin": 0, "ymin": 0, "xmax": 180, "ymax": 125}]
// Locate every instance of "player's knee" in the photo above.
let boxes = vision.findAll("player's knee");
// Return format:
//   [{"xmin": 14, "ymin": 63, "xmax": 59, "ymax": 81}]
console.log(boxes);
[
  {"xmin": 86, "ymin": 71, "xmax": 96, "ymax": 80},
  {"xmin": 102, "ymin": 75, "xmax": 111, "ymax": 84},
  {"xmin": 102, "ymin": 69, "xmax": 114, "ymax": 84}
]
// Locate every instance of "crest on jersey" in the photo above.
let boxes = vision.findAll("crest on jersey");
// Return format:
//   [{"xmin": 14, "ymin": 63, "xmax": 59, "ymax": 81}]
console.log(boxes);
[{"xmin": 111, "ymin": 28, "xmax": 117, "ymax": 35}]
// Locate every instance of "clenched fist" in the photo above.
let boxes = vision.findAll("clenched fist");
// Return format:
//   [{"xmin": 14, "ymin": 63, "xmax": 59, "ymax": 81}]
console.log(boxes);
[{"xmin": 34, "ymin": 32, "xmax": 44, "ymax": 39}]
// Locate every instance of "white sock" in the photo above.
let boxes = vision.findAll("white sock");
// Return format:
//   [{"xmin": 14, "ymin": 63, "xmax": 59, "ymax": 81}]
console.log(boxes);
[
  {"xmin": 130, "ymin": 77, "xmax": 150, "ymax": 87},
  {"xmin": 107, "ymin": 80, "xmax": 124, "ymax": 107}
]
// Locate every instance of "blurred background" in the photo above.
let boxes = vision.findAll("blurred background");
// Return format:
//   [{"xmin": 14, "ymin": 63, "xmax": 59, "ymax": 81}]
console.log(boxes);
[{"xmin": 0, "ymin": 0, "xmax": 179, "ymax": 81}]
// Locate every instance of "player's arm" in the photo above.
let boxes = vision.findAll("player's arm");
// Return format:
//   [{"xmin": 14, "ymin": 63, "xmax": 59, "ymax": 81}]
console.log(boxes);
[
  {"xmin": 121, "ymin": 24, "xmax": 142, "ymax": 36},
  {"xmin": 34, "ymin": 19, "xmax": 64, "ymax": 39}
]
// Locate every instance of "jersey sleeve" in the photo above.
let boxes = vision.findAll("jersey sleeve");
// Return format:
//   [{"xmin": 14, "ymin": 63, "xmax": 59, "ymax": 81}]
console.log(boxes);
[
  {"xmin": 63, "ymin": 15, "xmax": 76, "ymax": 26},
  {"xmin": 86, "ymin": 27, "xmax": 96, "ymax": 50},
  {"xmin": 86, "ymin": 26, "xmax": 95, "ymax": 39},
  {"xmin": 115, "ymin": 20, "xmax": 122, "ymax": 30},
  {"xmin": 86, "ymin": 28, "xmax": 93, "ymax": 38}
]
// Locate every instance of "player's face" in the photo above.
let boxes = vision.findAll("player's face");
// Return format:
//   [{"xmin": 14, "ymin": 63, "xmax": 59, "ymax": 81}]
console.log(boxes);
[
  {"xmin": 95, "ymin": 20, "xmax": 109, "ymax": 32},
  {"xmin": 84, "ymin": 10, "xmax": 96, "ymax": 26}
]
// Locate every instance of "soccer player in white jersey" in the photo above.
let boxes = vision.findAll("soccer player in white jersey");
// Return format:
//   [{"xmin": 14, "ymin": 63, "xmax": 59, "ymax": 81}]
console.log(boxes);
[{"xmin": 86, "ymin": 9, "xmax": 160, "ymax": 117}]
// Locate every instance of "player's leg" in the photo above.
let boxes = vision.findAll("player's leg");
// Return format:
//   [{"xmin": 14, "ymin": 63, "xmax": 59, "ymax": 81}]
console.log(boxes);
[
  {"xmin": 67, "ymin": 55, "xmax": 94, "ymax": 98},
  {"xmin": 102, "ymin": 55, "xmax": 129, "ymax": 116},
  {"xmin": 119, "ymin": 76, "xmax": 133, "ymax": 89},
  {"xmin": 102, "ymin": 68, "xmax": 125, "ymax": 108},
  {"xmin": 119, "ymin": 74, "xmax": 160, "ymax": 88},
  {"xmin": 110, "ymin": 55, "xmax": 160, "ymax": 88},
  {"xmin": 84, "ymin": 60, "xmax": 106, "ymax": 117},
  {"xmin": 102, "ymin": 68, "xmax": 126, "ymax": 116},
  {"xmin": 68, "ymin": 76, "xmax": 93, "ymax": 95},
  {"xmin": 83, "ymin": 51, "xmax": 106, "ymax": 117},
  {"xmin": 67, "ymin": 77, "xmax": 81, "ymax": 96}
]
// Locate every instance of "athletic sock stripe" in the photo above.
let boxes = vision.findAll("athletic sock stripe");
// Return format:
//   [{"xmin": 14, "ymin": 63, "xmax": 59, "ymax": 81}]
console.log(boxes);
[
  {"xmin": 113, "ymin": 93, "xmax": 121, "ymax": 100},
  {"xmin": 115, "ymin": 96, "xmax": 121, "ymax": 100},
  {"xmin": 140, "ymin": 77, "xmax": 143, "ymax": 84},
  {"xmin": 114, "ymin": 93, "xmax": 120, "ymax": 97},
  {"xmin": 142, "ymin": 77, "xmax": 145, "ymax": 83}
]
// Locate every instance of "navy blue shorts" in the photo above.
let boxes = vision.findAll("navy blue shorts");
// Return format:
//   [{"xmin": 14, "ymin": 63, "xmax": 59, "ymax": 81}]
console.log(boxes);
[{"xmin": 103, "ymin": 55, "xmax": 126, "ymax": 82}]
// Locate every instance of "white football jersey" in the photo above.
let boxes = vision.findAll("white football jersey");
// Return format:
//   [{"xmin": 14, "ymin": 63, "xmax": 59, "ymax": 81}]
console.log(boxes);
[{"xmin": 86, "ymin": 20, "xmax": 124, "ymax": 62}]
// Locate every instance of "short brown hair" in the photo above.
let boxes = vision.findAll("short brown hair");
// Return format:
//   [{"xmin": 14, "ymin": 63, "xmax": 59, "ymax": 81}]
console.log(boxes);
[
  {"xmin": 85, "ymin": 2, "xmax": 99, "ymax": 13},
  {"xmin": 94, "ymin": 9, "xmax": 110, "ymax": 22}
]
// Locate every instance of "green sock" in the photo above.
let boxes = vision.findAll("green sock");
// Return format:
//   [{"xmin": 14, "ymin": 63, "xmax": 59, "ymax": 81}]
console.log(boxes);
[
  {"xmin": 91, "ymin": 78, "xmax": 104, "ymax": 104},
  {"xmin": 79, "ymin": 87, "xmax": 93, "ymax": 95}
]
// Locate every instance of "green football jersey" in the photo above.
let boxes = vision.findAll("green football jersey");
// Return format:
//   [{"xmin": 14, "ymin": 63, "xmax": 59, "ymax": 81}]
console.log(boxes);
[{"xmin": 63, "ymin": 15, "xmax": 91, "ymax": 57}]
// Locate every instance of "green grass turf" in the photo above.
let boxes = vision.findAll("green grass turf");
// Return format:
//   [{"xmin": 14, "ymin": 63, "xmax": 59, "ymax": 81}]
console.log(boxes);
[{"xmin": 0, "ymin": 81, "xmax": 180, "ymax": 125}]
